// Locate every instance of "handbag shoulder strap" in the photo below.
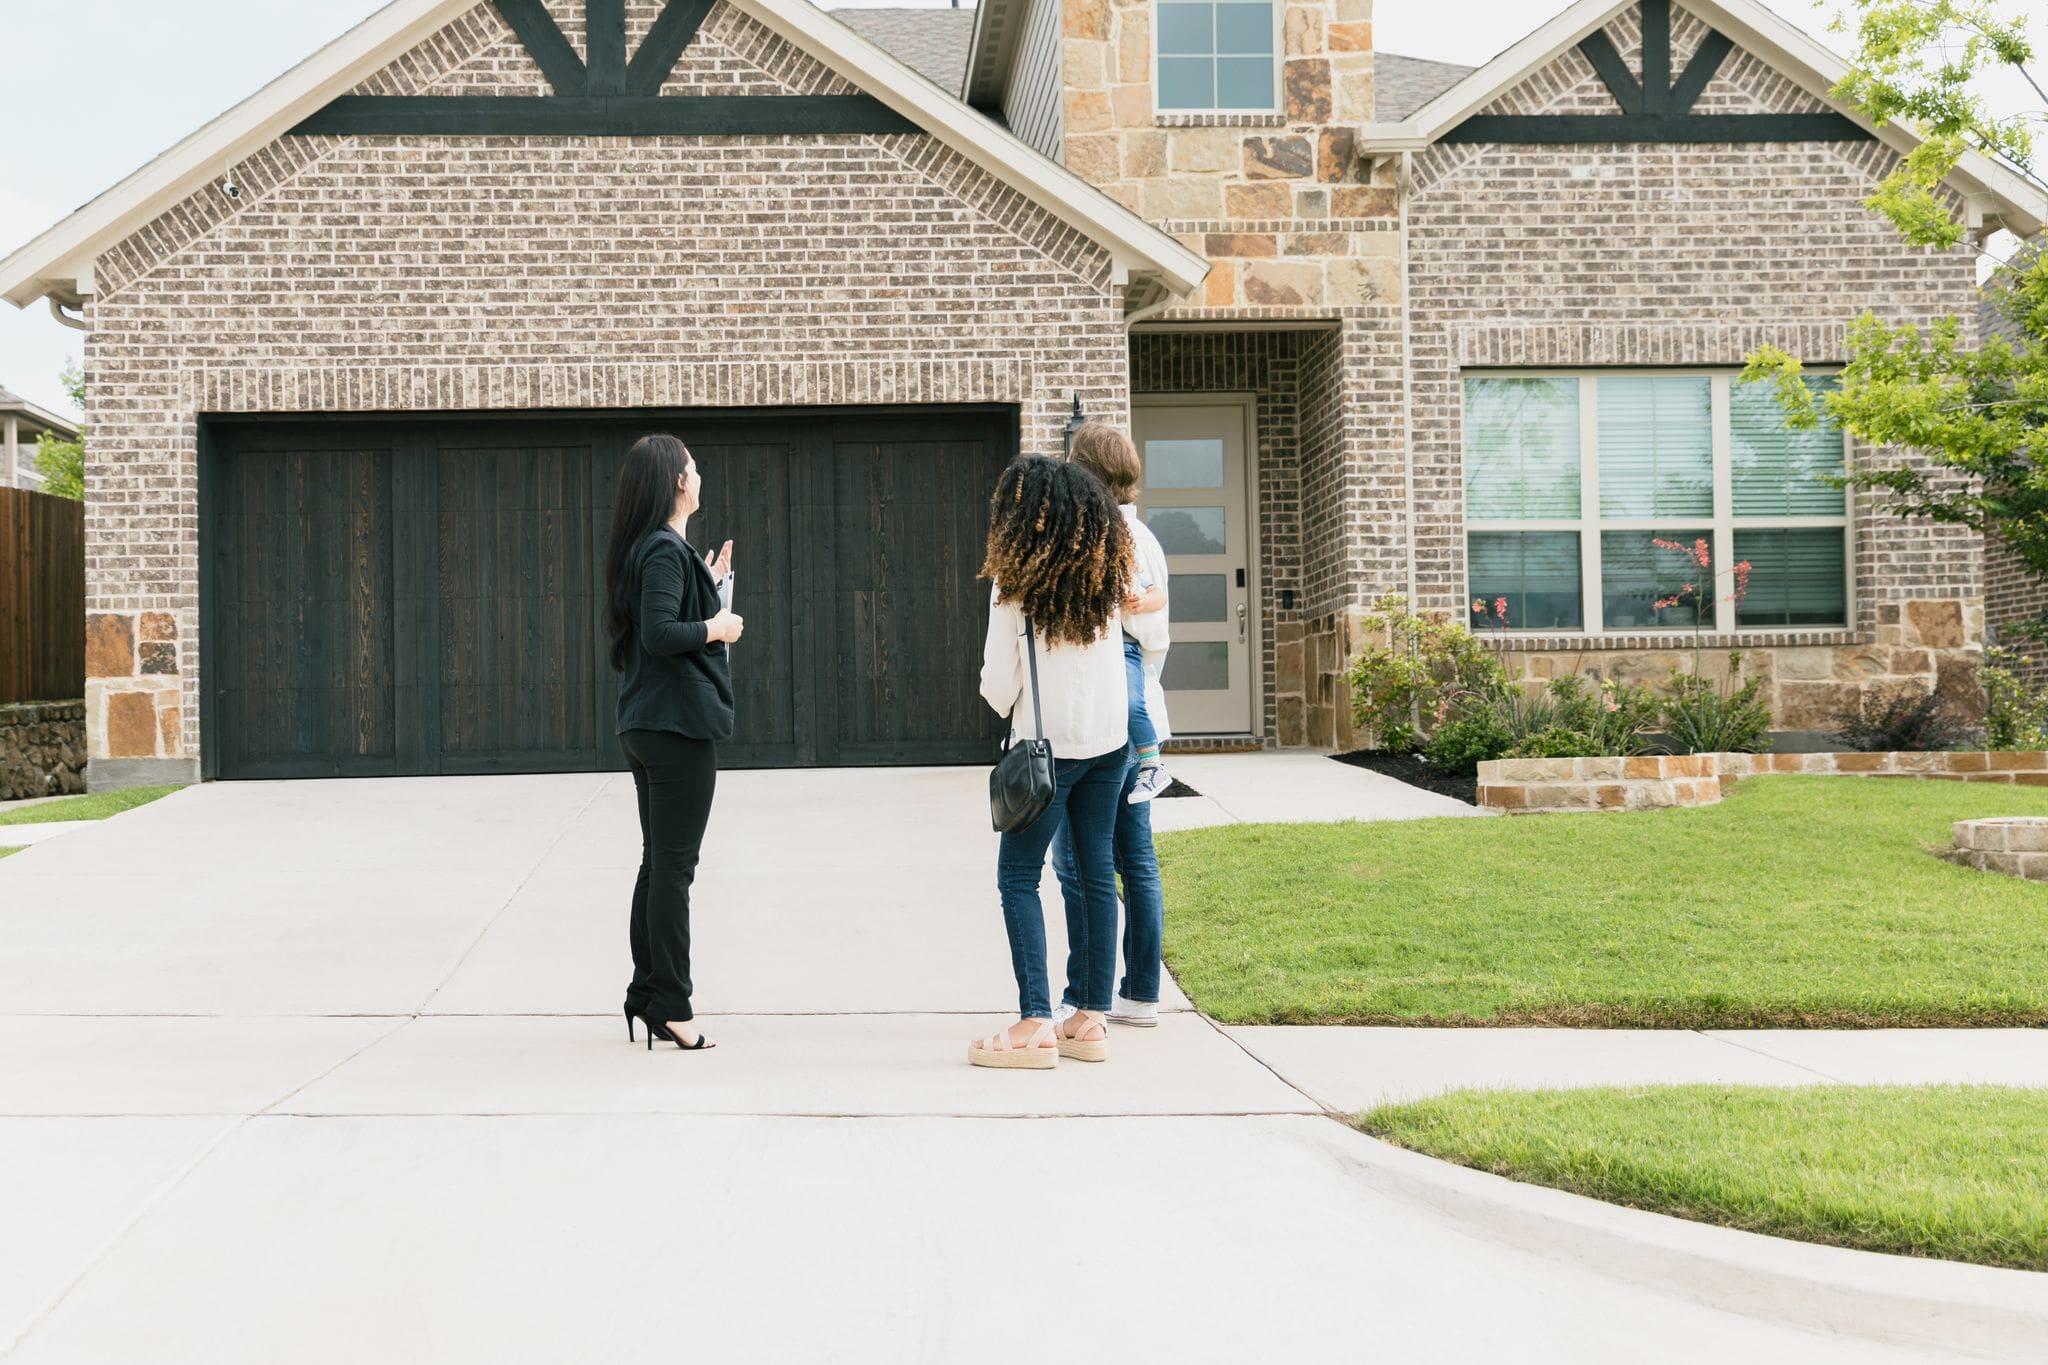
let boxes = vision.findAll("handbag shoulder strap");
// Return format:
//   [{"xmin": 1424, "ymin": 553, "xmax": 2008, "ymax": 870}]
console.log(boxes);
[{"xmin": 1023, "ymin": 618, "xmax": 1045, "ymax": 742}]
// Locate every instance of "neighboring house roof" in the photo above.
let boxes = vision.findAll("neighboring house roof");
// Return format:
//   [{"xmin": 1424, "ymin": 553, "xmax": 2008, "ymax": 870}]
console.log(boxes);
[
  {"xmin": 0, "ymin": 385, "xmax": 80, "ymax": 442},
  {"xmin": 830, "ymin": 6, "xmax": 976, "ymax": 93},
  {"xmin": 1374, "ymin": 53, "xmax": 1477, "ymax": 122},
  {"xmin": 0, "ymin": 0, "xmax": 1205, "ymax": 312},
  {"xmin": 1355, "ymin": 0, "xmax": 2045, "ymax": 238}
]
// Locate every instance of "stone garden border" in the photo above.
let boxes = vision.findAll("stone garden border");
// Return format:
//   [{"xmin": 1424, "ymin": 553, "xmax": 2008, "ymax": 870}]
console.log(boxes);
[
  {"xmin": 1476, "ymin": 750, "xmax": 2048, "ymax": 814},
  {"xmin": 0, "ymin": 699, "xmax": 86, "ymax": 801}
]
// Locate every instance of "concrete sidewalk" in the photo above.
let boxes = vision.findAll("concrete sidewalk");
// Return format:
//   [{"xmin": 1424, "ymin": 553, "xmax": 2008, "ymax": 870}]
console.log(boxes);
[
  {"xmin": 0, "ymin": 764, "xmax": 2027, "ymax": 1363},
  {"xmin": 1229, "ymin": 1025, "xmax": 2048, "ymax": 1112}
]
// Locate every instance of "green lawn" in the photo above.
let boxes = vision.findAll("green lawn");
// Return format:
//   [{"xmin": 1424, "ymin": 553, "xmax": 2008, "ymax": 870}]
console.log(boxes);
[
  {"xmin": 1157, "ymin": 775, "xmax": 2048, "ymax": 1027},
  {"xmin": 1359, "ymin": 1085, "xmax": 2048, "ymax": 1270},
  {"xmin": 0, "ymin": 846, "xmax": 20, "ymax": 859},
  {"xmin": 0, "ymin": 785, "xmax": 178, "ymax": 827}
]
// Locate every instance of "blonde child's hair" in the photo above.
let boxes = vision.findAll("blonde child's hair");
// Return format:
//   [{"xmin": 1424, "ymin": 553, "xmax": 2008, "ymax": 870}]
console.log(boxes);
[{"xmin": 1066, "ymin": 422, "xmax": 1142, "ymax": 504}]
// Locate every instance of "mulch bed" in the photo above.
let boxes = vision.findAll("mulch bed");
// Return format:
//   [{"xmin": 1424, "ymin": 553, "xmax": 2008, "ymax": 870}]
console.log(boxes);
[{"xmin": 1332, "ymin": 749, "xmax": 1478, "ymax": 806}]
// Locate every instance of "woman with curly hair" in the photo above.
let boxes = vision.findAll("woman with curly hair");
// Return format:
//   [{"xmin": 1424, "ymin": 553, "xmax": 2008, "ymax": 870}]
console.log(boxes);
[{"xmin": 971, "ymin": 454, "xmax": 1134, "ymax": 1069}]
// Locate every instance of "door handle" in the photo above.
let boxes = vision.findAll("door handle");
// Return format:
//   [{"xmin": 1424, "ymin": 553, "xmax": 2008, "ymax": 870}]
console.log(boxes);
[{"xmin": 1236, "ymin": 602, "xmax": 1247, "ymax": 644}]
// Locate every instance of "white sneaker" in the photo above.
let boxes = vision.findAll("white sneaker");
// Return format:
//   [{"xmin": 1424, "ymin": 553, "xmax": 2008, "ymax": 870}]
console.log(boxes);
[
  {"xmin": 1052, "ymin": 1002, "xmax": 1078, "ymax": 1026},
  {"xmin": 1107, "ymin": 995, "xmax": 1158, "ymax": 1027},
  {"xmin": 1127, "ymin": 763, "xmax": 1171, "ymax": 805}
]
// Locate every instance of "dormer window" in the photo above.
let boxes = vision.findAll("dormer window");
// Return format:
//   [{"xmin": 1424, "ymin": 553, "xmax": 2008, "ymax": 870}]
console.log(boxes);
[{"xmin": 1156, "ymin": 2, "xmax": 1278, "ymax": 113}]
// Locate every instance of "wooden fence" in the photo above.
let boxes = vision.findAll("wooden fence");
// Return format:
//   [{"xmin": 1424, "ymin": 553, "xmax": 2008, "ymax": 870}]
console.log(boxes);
[{"xmin": 0, "ymin": 486, "xmax": 85, "ymax": 704}]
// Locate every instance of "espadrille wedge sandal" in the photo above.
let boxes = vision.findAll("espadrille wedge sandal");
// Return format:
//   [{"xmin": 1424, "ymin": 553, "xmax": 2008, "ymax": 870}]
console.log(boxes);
[
  {"xmin": 1057, "ymin": 1010, "xmax": 1109, "ymax": 1063},
  {"xmin": 968, "ymin": 1018, "xmax": 1058, "ymax": 1070}
]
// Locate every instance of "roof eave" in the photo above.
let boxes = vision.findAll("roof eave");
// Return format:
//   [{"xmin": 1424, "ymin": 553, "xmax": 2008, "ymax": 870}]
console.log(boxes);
[
  {"xmin": 731, "ymin": 0, "xmax": 1207, "ymax": 293},
  {"xmin": 0, "ymin": 0, "xmax": 1204, "ymax": 308},
  {"xmin": 0, "ymin": 0, "xmax": 469, "ymax": 311},
  {"xmin": 1364, "ymin": 0, "xmax": 2046, "ymax": 239}
]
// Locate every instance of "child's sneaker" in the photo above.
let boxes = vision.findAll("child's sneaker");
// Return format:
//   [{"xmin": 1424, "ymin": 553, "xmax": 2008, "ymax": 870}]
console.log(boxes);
[
  {"xmin": 1107, "ymin": 995, "xmax": 1158, "ymax": 1027},
  {"xmin": 1127, "ymin": 762, "xmax": 1171, "ymax": 804},
  {"xmin": 1052, "ymin": 1002, "xmax": 1078, "ymax": 1026}
]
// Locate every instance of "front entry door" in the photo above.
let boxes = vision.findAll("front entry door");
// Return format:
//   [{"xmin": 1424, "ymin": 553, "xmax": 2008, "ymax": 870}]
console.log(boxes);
[{"xmin": 1133, "ymin": 398, "xmax": 1255, "ymax": 735}]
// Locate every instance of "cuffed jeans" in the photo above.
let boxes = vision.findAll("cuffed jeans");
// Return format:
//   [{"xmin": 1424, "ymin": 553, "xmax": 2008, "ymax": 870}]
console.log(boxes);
[
  {"xmin": 1125, "ymin": 637, "xmax": 1157, "ymax": 752},
  {"xmin": 620, "ymin": 729, "xmax": 717, "ymax": 1024},
  {"xmin": 996, "ymin": 744, "xmax": 1129, "ymax": 1019},
  {"xmin": 1052, "ymin": 752, "xmax": 1165, "ymax": 1007}
]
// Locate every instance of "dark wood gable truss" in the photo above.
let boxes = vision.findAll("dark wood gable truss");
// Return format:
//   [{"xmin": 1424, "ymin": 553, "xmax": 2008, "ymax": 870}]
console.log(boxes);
[
  {"xmin": 293, "ymin": 0, "xmax": 915, "ymax": 136},
  {"xmin": 1441, "ymin": 0, "xmax": 1871, "ymax": 144}
]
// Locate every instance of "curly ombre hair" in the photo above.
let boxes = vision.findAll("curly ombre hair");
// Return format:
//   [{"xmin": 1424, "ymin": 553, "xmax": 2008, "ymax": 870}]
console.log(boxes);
[{"xmin": 981, "ymin": 455, "xmax": 1133, "ymax": 648}]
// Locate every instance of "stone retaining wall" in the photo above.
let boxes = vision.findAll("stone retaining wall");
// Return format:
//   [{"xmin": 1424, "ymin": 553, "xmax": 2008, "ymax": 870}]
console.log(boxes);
[
  {"xmin": 1946, "ymin": 818, "xmax": 2048, "ymax": 881},
  {"xmin": 1478, "ymin": 749, "xmax": 2048, "ymax": 813},
  {"xmin": 1715, "ymin": 750, "xmax": 2048, "ymax": 785},
  {"xmin": 1476, "ymin": 754, "xmax": 1720, "ymax": 813},
  {"xmin": 0, "ymin": 700, "xmax": 87, "ymax": 801}
]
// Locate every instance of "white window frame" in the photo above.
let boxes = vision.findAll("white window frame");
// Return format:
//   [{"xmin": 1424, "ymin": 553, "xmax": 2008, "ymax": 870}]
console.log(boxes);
[
  {"xmin": 1150, "ymin": 0, "xmax": 1284, "ymax": 116},
  {"xmin": 1462, "ymin": 368, "xmax": 1854, "ymax": 636}
]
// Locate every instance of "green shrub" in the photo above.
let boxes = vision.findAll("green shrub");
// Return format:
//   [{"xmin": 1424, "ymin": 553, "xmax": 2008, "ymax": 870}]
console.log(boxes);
[
  {"xmin": 1423, "ymin": 710, "xmax": 1513, "ymax": 775},
  {"xmin": 1663, "ymin": 653, "xmax": 1774, "ymax": 754},
  {"xmin": 1346, "ymin": 594, "xmax": 1507, "ymax": 753},
  {"xmin": 1983, "ymin": 646, "xmax": 2048, "ymax": 751}
]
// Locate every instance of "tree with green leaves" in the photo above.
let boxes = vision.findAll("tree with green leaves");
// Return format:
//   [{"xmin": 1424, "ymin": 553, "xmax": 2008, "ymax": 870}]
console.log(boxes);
[
  {"xmin": 33, "ymin": 361, "xmax": 83, "ymax": 501},
  {"xmin": 1743, "ymin": 0, "xmax": 2045, "ymax": 633}
]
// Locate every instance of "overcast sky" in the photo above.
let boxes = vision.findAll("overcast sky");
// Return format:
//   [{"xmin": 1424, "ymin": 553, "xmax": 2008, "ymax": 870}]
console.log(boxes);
[{"xmin": 0, "ymin": 0, "xmax": 2038, "ymax": 412}]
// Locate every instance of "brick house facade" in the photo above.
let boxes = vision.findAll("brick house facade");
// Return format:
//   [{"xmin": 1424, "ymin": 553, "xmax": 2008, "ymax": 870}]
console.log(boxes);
[{"xmin": 1, "ymin": 0, "xmax": 2041, "ymax": 782}]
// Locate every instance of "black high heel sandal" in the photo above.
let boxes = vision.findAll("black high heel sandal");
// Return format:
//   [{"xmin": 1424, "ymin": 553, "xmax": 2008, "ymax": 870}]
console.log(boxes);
[
  {"xmin": 624, "ymin": 1005, "xmax": 636, "ymax": 1042},
  {"xmin": 640, "ymin": 1015, "xmax": 714, "ymax": 1051}
]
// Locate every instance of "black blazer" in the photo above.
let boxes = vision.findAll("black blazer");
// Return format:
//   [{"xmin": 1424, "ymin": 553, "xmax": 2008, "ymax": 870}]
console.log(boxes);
[{"xmin": 615, "ymin": 526, "xmax": 736, "ymax": 742}]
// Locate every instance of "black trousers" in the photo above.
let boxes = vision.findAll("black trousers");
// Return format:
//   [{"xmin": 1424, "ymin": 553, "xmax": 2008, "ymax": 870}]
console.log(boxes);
[{"xmin": 620, "ymin": 729, "xmax": 718, "ymax": 1023}]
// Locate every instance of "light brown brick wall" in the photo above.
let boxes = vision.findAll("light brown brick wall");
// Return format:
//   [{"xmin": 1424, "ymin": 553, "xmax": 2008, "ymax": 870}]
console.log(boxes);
[
  {"xmin": 1400, "ymin": 1, "xmax": 1987, "ymax": 736},
  {"xmin": 81, "ymin": 0, "xmax": 1131, "ymax": 766}
]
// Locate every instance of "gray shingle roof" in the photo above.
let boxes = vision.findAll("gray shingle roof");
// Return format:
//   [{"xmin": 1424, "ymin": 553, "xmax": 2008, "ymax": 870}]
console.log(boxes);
[
  {"xmin": 831, "ymin": 6, "xmax": 979, "ymax": 93},
  {"xmin": 1374, "ymin": 52, "xmax": 1476, "ymax": 121},
  {"xmin": 0, "ymin": 386, "xmax": 21, "ymax": 404}
]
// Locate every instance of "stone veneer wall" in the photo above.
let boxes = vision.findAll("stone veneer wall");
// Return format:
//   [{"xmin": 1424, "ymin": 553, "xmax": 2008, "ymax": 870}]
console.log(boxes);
[
  {"xmin": 1403, "ymin": 2, "xmax": 1987, "ymax": 735},
  {"xmin": 1946, "ymin": 818, "xmax": 2048, "ymax": 881},
  {"xmin": 1058, "ymin": 0, "xmax": 1390, "ymax": 313},
  {"xmin": 0, "ymin": 700, "xmax": 87, "ymax": 801},
  {"xmin": 1481, "ymin": 748, "xmax": 2048, "ymax": 813},
  {"xmin": 82, "ymin": 0, "xmax": 1132, "ymax": 779}
]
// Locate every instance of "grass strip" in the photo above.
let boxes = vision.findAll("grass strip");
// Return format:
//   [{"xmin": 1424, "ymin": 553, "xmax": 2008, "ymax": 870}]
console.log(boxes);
[
  {"xmin": 1157, "ymin": 775, "xmax": 2048, "ymax": 1027},
  {"xmin": 0, "ymin": 786, "xmax": 180, "ymax": 827},
  {"xmin": 1358, "ymin": 1084, "xmax": 2048, "ymax": 1270}
]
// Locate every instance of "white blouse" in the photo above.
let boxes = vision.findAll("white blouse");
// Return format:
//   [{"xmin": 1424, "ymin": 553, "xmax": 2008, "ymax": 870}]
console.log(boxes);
[{"xmin": 979, "ymin": 588, "xmax": 1130, "ymax": 761}]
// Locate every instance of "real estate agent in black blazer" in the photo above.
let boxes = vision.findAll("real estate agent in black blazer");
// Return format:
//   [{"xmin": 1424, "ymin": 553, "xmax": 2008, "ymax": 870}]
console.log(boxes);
[{"xmin": 603, "ymin": 433, "xmax": 743, "ymax": 1052}]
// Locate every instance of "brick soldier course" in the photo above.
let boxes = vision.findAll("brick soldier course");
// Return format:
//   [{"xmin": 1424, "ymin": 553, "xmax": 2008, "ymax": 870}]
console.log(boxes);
[{"xmin": 0, "ymin": 0, "xmax": 2041, "ymax": 783}]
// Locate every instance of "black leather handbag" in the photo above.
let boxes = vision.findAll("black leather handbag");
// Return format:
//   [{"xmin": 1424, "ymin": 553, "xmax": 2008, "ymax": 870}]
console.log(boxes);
[{"xmin": 989, "ymin": 619, "xmax": 1057, "ymax": 834}]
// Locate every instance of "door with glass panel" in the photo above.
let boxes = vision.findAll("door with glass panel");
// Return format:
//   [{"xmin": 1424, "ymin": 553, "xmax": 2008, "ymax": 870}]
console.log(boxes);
[{"xmin": 1133, "ymin": 399, "xmax": 1255, "ymax": 735}]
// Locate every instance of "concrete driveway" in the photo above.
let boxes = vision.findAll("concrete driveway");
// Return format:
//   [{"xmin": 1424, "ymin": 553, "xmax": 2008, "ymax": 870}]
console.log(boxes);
[{"xmin": 0, "ymin": 767, "xmax": 1994, "ymax": 1363}]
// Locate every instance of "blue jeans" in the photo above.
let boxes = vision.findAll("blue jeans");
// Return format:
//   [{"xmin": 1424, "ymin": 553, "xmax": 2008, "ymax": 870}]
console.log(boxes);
[
  {"xmin": 996, "ymin": 745, "xmax": 1129, "ymax": 1018},
  {"xmin": 1052, "ymin": 753, "xmax": 1165, "ymax": 1006},
  {"xmin": 1125, "ymin": 637, "xmax": 1157, "ymax": 752}
]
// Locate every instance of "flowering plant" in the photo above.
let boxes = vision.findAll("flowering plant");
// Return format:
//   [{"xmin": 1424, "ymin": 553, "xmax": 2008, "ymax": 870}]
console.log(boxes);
[
  {"xmin": 1346, "ymin": 594, "xmax": 1508, "ymax": 752},
  {"xmin": 1648, "ymin": 537, "xmax": 1773, "ymax": 754}
]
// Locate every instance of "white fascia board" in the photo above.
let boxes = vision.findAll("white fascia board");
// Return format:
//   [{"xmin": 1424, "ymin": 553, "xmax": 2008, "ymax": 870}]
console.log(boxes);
[
  {"xmin": 732, "ymin": 0, "xmax": 1209, "ymax": 296},
  {"xmin": 0, "ymin": 0, "xmax": 468, "ymax": 310},
  {"xmin": 0, "ymin": 0, "xmax": 1204, "ymax": 310},
  {"xmin": 1358, "ymin": 0, "xmax": 2045, "ymax": 238}
]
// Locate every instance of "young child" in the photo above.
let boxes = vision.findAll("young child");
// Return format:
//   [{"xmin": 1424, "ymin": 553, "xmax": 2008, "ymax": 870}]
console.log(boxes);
[{"xmin": 1067, "ymin": 424, "xmax": 1173, "ymax": 803}]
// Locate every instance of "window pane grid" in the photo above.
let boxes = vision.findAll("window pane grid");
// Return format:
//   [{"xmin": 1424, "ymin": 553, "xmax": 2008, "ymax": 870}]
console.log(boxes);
[
  {"xmin": 1463, "ymin": 372, "xmax": 1849, "ymax": 636},
  {"xmin": 1156, "ymin": 1, "xmax": 1274, "ymax": 110}
]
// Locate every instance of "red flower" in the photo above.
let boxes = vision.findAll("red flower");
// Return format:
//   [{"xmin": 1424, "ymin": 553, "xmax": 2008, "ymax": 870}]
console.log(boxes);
[
  {"xmin": 1494, "ymin": 596, "xmax": 1510, "ymax": 623},
  {"xmin": 1692, "ymin": 537, "xmax": 1711, "ymax": 568},
  {"xmin": 1472, "ymin": 599, "xmax": 1486, "ymax": 615}
]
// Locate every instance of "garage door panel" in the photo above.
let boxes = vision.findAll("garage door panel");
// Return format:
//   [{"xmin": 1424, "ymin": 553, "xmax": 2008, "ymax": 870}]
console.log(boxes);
[
  {"xmin": 688, "ymin": 436, "xmax": 803, "ymax": 766},
  {"xmin": 208, "ymin": 410, "xmax": 1010, "ymax": 778},
  {"xmin": 212, "ymin": 445, "xmax": 399, "ymax": 778},
  {"xmin": 435, "ymin": 444, "xmax": 603, "ymax": 769},
  {"xmin": 825, "ymin": 424, "xmax": 1009, "ymax": 764}
]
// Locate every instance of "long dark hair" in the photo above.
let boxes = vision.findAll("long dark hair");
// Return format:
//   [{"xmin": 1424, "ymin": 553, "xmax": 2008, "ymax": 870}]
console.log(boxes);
[
  {"xmin": 604, "ymin": 433, "xmax": 692, "ymax": 673},
  {"xmin": 980, "ymin": 455, "xmax": 1132, "ymax": 649}
]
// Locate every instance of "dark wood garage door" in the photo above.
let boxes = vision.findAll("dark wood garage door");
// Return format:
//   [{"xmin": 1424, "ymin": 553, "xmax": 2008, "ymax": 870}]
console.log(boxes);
[{"xmin": 203, "ymin": 409, "xmax": 1014, "ymax": 779}]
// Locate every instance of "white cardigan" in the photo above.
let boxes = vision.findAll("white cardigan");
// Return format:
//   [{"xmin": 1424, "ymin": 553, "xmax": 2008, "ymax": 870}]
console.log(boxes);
[{"xmin": 980, "ymin": 588, "xmax": 1130, "ymax": 761}]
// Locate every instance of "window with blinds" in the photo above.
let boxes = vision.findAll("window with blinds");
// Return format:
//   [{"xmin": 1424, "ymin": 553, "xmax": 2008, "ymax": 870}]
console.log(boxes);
[{"xmin": 1461, "ymin": 371, "xmax": 1850, "ymax": 634}]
